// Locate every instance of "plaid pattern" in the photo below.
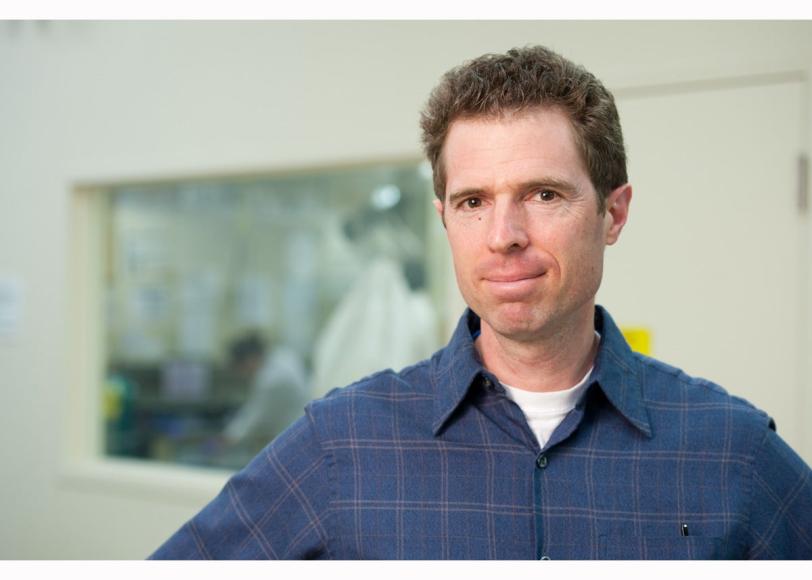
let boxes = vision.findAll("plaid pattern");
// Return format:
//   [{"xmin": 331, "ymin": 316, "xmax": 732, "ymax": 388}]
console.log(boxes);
[{"xmin": 150, "ymin": 306, "xmax": 812, "ymax": 560}]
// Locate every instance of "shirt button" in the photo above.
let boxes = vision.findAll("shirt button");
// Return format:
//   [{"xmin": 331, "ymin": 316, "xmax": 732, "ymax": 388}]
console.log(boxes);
[
  {"xmin": 540, "ymin": 556, "xmax": 551, "ymax": 560},
  {"xmin": 536, "ymin": 454, "xmax": 548, "ymax": 469},
  {"xmin": 482, "ymin": 377, "xmax": 493, "ymax": 389}
]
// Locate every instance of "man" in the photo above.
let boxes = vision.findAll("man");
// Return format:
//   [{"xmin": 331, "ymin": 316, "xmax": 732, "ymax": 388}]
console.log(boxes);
[{"xmin": 151, "ymin": 46, "xmax": 812, "ymax": 560}]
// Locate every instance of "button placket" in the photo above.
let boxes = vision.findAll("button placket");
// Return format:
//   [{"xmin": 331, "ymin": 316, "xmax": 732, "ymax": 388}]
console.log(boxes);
[{"xmin": 533, "ymin": 452, "xmax": 549, "ymax": 562}]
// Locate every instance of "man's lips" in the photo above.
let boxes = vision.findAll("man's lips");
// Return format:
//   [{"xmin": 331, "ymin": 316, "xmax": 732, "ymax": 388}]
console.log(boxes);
[
  {"xmin": 481, "ymin": 271, "xmax": 546, "ymax": 298},
  {"xmin": 484, "ymin": 273, "xmax": 544, "ymax": 283},
  {"xmin": 483, "ymin": 267, "xmax": 547, "ymax": 283}
]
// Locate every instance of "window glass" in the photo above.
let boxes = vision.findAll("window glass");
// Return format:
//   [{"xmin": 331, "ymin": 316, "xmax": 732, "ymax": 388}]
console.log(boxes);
[{"xmin": 102, "ymin": 161, "xmax": 441, "ymax": 470}]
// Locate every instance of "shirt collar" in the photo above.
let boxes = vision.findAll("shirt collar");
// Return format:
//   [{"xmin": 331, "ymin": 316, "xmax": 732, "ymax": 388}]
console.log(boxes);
[
  {"xmin": 431, "ymin": 305, "xmax": 652, "ymax": 438},
  {"xmin": 591, "ymin": 306, "xmax": 652, "ymax": 437},
  {"xmin": 431, "ymin": 309, "xmax": 486, "ymax": 435}
]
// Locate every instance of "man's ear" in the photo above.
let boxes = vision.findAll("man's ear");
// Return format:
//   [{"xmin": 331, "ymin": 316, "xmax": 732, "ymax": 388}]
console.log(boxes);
[
  {"xmin": 433, "ymin": 198, "xmax": 446, "ymax": 229},
  {"xmin": 603, "ymin": 184, "xmax": 632, "ymax": 245}
]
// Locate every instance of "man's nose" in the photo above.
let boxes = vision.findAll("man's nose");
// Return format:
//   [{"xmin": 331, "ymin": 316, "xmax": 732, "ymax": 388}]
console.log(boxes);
[{"xmin": 487, "ymin": 201, "xmax": 529, "ymax": 253}]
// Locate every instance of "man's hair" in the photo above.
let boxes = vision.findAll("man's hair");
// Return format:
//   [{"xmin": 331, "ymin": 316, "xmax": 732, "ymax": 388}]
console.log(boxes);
[{"xmin": 419, "ymin": 45, "xmax": 627, "ymax": 213}]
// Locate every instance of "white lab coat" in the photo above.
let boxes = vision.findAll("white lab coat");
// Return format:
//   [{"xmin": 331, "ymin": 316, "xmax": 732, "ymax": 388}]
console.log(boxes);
[{"xmin": 311, "ymin": 258, "xmax": 439, "ymax": 399}]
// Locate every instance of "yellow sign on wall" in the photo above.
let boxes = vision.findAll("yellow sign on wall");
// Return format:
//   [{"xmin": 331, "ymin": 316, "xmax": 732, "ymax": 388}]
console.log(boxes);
[{"xmin": 620, "ymin": 326, "xmax": 653, "ymax": 356}]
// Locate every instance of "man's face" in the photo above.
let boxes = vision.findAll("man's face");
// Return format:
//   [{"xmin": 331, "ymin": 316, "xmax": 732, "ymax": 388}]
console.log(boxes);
[{"xmin": 435, "ymin": 107, "xmax": 631, "ymax": 343}]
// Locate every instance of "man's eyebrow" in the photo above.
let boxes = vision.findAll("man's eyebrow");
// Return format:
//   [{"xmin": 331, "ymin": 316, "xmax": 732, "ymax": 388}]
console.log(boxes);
[
  {"xmin": 520, "ymin": 178, "xmax": 581, "ymax": 193},
  {"xmin": 446, "ymin": 188, "xmax": 486, "ymax": 207},
  {"xmin": 446, "ymin": 178, "xmax": 581, "ymax": 205}
]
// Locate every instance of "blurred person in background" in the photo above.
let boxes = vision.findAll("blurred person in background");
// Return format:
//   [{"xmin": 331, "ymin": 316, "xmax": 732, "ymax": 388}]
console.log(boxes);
[{"xmin": 222, "ymin": 333, "xmax": 309, "ymax": 448}]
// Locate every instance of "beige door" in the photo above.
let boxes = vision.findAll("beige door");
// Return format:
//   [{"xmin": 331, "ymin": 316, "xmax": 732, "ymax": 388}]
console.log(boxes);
[{"xmin": 599, "ymin": 78, "xmax": 809, "ymax": 462}]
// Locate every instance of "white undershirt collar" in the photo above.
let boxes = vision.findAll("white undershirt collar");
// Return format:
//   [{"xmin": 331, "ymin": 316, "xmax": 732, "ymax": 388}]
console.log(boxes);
[{"xmin": 497, "ymin": 331, "xmax": 600, "ymax": 448}]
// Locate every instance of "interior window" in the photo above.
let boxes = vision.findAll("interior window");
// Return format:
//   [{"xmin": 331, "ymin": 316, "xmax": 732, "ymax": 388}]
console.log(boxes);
[{"xmin": 100, "ymin": 161, "xmax": 441, "ymax": 470}]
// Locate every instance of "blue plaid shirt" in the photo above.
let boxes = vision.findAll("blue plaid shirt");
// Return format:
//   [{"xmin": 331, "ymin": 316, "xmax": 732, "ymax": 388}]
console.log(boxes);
[{"xmin": 151, "ymin": 306, "xmax": 812, "ymax": 559}]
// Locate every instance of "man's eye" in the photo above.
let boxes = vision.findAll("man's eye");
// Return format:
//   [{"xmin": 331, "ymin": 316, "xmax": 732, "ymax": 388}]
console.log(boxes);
[
  {"xmin": 465, "ymin": 198, "xmax": 482, "ymax": 209},
  {"xmin": 537, "ymin": 190, "xmax": 558, "ymax": 202}
]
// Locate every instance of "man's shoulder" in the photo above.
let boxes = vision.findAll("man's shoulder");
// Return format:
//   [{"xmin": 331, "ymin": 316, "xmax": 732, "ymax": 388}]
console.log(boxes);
[
  {"xmin": 633, "ymin": 351, "xmax": 774, "ymax": 432},
  {"xmin": 596, "ymin": 305, "xmax": 772, "ymax": 434},
  {"xmin": 313, "ymin": 356, "xmax": 435, "ymax": 401},
  {"xmin": 304, "ymin": 357, "xmax": 437, "ymax": 440}
]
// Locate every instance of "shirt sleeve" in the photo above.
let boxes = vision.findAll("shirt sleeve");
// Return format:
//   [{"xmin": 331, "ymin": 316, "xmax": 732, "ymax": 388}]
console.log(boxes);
[
  {"xmin": 745, "ymin": 424, "xmax": 812, "ymax": 559},
  {"xmin": 149, "ymin": 409, "xmax": 332, "ymax": 560}
]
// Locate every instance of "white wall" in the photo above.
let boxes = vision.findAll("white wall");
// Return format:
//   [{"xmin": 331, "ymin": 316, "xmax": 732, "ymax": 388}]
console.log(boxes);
[{"xmin": 1, "ymin": 21, "xmax": 811, "ymax": 559}]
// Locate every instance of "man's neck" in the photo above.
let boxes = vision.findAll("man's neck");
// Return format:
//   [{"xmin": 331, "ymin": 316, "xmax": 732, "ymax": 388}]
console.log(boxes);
[{"xmin": 475, "ymin": 307, "xmax": 598, "ymax": 393}]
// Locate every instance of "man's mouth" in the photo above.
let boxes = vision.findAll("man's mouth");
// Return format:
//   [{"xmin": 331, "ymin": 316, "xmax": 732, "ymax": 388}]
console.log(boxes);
[
  {"xmin": 482, "ymin": 271, "xmax": 546, "ymax": 298},
  {"xmin": 485, "ymin": 273, "xmax": 543, "ymax": 283}
]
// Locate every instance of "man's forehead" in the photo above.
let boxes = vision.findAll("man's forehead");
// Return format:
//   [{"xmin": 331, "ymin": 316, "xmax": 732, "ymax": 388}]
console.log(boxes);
[{"xmin": 442, "ymin": 108, "xmax": 588, "ymax": 192}]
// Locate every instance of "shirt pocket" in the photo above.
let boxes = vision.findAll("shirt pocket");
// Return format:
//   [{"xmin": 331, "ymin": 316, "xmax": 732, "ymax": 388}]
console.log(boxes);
[{"xmin": 599, "ymin": 535, "xmax": 726, "ymax": 560}]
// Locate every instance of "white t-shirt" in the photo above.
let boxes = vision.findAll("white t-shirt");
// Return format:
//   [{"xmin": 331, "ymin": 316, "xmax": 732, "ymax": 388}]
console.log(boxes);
[{"xmin": 499, "ymin": 333, "xmax": 600, "ymax": 449}]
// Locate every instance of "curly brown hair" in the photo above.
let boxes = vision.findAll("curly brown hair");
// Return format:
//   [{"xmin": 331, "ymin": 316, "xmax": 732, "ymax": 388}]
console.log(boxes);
[{"xmin": 419, "ymin": 45, "xmax": 627, "ymax": 213}]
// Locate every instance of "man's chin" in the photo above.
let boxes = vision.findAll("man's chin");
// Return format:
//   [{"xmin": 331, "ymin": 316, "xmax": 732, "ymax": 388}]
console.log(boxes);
[{"xmin": 481, "ymin": 305, "xmax": 550, "ymax": 343}]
